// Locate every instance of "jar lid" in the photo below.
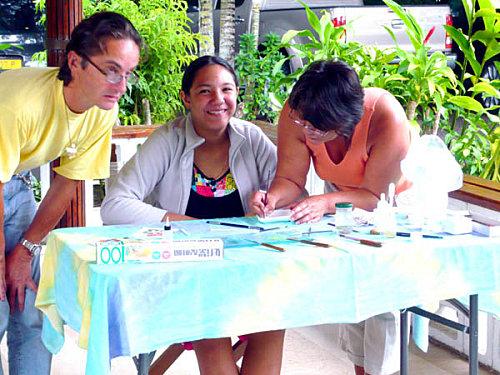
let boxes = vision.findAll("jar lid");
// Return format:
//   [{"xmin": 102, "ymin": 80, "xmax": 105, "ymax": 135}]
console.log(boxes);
[{"xmin": 335, "ymin": 202, "xmax": 353, "ymax": 208}]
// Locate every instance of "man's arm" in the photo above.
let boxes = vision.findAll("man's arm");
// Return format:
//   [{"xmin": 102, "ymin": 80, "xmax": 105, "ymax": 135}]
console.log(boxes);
[
  {"xmin": 0, "ymin": 182, "xmax": 6, "ymax": 301},
  {"xmin": 6, "ymin": 173, "xmax": 79, "ymax": 311}
]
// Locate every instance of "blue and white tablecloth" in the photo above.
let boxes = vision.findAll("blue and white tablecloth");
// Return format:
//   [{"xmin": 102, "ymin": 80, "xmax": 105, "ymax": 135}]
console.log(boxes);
[{"xmin": 35, "ymin": 217, "xmax": 500, "ymax": 374}]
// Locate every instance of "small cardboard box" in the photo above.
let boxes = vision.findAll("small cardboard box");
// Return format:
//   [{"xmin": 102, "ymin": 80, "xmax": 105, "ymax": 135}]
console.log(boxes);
[{"xmin": 96, "ymin": 238, "xmax": 224, "ymax": 264}]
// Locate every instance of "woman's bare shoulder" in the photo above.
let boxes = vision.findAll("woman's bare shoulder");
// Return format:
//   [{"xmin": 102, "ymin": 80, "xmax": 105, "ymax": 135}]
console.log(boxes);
[{"xmin": 367, "ymin": 92, "xmax": 410, "ymax": 152}]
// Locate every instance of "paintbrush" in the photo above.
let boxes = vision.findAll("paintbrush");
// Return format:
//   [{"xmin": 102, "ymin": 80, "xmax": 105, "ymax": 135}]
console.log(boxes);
[
  {"xmin": 246, "ymin": 239, "xmax": 285, "ymax": 252},
  {"xmin": 287, "ymin": 238, "xmax": 331, "ymax": 248},
  {"xmin": 340, "ymin": 234, "xmax": 382, "ymax": 247}
]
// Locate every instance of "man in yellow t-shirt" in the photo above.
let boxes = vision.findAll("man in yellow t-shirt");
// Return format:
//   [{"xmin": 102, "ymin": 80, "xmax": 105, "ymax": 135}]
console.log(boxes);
[{"xmin": 0, "ymin": 12, "xmax": 141, "ymax": 374}]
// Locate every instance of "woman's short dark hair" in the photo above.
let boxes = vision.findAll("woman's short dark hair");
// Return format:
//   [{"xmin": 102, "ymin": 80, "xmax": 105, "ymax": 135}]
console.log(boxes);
[
  {"xmin": 181, "ymin": 55, "xmax": 239, "ymax": 94},
  {"xmin": 58, "ymin": 12, "xmax": 142, "ymax": 85},
  {"xmin": 289, "ymin": 60, "xmax": 365, "ymax": 139}
]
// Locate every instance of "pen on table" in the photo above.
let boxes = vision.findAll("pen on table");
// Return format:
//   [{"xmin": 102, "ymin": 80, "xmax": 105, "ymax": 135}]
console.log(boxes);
[
  {"xmin": 396, "ymin": 232, "xmax": 443, "ymax": 239},
  {"xmin": 302, "ymin": 229, "xmax": 335, "ymax": 235},
  {"xmin": 263, "ymin": 170, "xmax": 272, "ymax": 218},
  {"xmin": 263, "ymin": 191, "xmax": 268, "ymax": 219},
  {"xmin": 340, "ymin": 234, "xmax": 382, "ymax": 247},
  {"xmin": 247, "ymin": 239, "xmax": 285, "ymax": 252},
  {"xmin": 288, "ymin": 238, "xmax": 331, "ymax": 248},
  {"xmin": 207, "ymin": 221, "xmax": 264, "ymax": 231}
]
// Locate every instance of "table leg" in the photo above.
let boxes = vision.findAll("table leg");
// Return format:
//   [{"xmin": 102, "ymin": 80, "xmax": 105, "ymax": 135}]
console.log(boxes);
[
  {"xmin": 400, "ymin": 309, "xmax": 409, "ymax": 375},
  {"xmin": 469, "ymin": 294, "xmax": 478, "ymax": 375},
  {"xmin": 134, "ymin": 351, "xmax": 156, "ymax": 375}
]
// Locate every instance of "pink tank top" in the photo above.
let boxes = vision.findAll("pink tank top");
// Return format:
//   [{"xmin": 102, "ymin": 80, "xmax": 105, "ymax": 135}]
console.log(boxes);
[{"xmin": 306, "ymin": 87, "xmax": 410, "ymax": 193}]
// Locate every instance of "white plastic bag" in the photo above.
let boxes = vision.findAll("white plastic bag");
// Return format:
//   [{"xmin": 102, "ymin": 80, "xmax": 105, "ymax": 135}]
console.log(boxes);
[{"xmin": 397, "ymin": 135, "xmax": 463, "ymax": 229}]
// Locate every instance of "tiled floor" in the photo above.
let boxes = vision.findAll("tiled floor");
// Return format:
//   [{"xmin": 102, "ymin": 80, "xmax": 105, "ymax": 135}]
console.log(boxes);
[{"xmin": 1, "ymin": 324, "xmax": 495, "ymax": 374}]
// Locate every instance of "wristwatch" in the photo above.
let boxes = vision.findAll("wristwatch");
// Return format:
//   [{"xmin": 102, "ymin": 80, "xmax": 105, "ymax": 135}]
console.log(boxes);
[{"xmin": 20, "ymin": 238, "xmax": 42, "ymax": 257}]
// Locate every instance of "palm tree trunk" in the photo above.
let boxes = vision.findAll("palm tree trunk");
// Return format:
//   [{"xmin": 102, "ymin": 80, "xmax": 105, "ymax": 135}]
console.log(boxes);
[
  {"xmin": 219, "ymin": 0, "xmax": 236, "ymax": 65},
  {"xmin": 406, "ymin": 100, "xmax": 417, "ymax": 122},
  {"xmin": 199, "ymin": 0, "xmax": 215, "ymax": 56},
  {"xmin": 432, "ymin": 108, "xmax": 442, "ymax": 135},
  {"xmin": 250, "ymin": 0, "xmax": 262, "ymax": 38}
]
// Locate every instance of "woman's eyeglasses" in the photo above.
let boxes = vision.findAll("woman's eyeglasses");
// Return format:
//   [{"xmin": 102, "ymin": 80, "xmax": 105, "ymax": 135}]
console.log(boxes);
[
  {"xmin": 288, "ymin": 110, "xmax": 330, "ymax": 137},
  {"xmin": 80, "ymin": 53, "xmax": 138, "ymax": 85}
]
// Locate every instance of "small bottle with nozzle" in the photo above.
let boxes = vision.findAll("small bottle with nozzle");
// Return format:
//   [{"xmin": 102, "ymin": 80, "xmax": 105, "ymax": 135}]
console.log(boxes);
[
  {"xmin": 163, "ymin": 216, "xmax": 173, "ymax": 244},
  {"xmin": 373, "ymin": 184, "xmax": 397, "ymax": 234}
]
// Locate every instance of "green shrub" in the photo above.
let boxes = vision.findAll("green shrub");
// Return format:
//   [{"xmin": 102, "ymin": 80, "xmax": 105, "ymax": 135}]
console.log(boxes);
[{"xmin": 235, "ymin": 33, "xmax": 286, "ymax": 122}]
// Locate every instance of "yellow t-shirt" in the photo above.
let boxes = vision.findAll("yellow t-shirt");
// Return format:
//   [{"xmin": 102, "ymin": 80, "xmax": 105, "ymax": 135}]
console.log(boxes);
[{"xmin": 0, "ymin": 67, "xmax": 117, "ymax": 183}]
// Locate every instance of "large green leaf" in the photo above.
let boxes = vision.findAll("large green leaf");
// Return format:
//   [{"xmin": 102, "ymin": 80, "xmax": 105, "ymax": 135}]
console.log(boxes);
[
  {"xmin": 483, "ymin": 40, "xmax": 500, "ymax": 62},
  {"xmin": 477, "ymin": 0, "xmax": 496, "ymax": 31},
  {"xmin": 471, "ymin": 30, "xmax": 498, "ymax": 45},
  {"xmin": 383, "ymin": 25, "xmax": 399, "ymax": 47},
  {"xmin": 460, "ymin": 0, "xmax": 473, "ymax": 31},
  {"xmin": 444, "ymin": 25, "xmax": 482, "ymax": 76},
  {"xmin": 281, "ymin": 29, "xmax": 315, "ymax": 44},
  {"xmin": 318, "ymin": 11, "xmax": 334, "ymax": 43},
  {"xmin": 298, "ymin": 0, "xmax": 322, "ymax": 37},
  {"xmin": 469, "ymin": 81, "xmax": 500, "ymax": 97},
  {"xmin": 448, "ymin": 96, "xmax": 485, "ymax": 112},
  {"xmin": 427, "ymin": 79, "xmax": 436, "ymax": 96},
  {"xmin": 474, "ymin": 9, "xmax": 500, "ymax": 21},
  {"xmin": 383, "ymin": 0, "xmax": 422, "ymax": 49}
]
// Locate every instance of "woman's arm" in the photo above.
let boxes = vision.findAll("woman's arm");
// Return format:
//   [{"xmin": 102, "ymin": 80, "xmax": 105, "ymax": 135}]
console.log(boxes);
[
  {"xmin": 359, "ymin": 93, "xmax": 411, "ymax": 206},
  {"xmin": 250, "ymin": 102, "xmax": 311, "ymax": 216}
]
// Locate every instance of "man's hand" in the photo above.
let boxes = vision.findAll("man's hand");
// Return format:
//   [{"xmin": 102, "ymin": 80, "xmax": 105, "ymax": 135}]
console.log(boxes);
[
  {"xmin": 6, "ymin": 244, "xmax": 37, "ymax": 311},
  {"xmin": 0, "ymin": 251, "xmax": 5, "ymax": 301},
  {"xmin": 290, "ymin": 195, "xmax": 331, "ymax": 224}
]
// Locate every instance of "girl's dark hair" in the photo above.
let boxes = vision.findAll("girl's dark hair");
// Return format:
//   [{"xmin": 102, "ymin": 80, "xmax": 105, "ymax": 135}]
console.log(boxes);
[
  {"xmin": 58, "ymin": 12, "xmax": 142, "ymax": 85},
  {"xmin": 289, "ymin": 60, "xmax": 365, "ymax": 139},
  {"xmin": 181, "ymin": 55, "xmax": 239, "ymax": 94}
]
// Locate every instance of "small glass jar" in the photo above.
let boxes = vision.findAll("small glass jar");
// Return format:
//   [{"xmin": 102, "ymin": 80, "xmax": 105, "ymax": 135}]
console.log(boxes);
[{"xmin": 335, "ymin": 202, "xmax": 354, "ymax": 233}]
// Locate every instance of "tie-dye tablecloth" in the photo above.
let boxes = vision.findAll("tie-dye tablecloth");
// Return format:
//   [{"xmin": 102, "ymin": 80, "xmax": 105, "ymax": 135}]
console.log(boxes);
[{"xmin": 34, "ymin": 218, "xmax": 500, "ymax": 374}]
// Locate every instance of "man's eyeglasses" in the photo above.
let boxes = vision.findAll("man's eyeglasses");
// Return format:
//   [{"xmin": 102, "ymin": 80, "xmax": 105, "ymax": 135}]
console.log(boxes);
[
  {"xmin": 288, "ymin": 109, "xmax": 329, "ymax": 137},
  {"xmin": 80, "ymin": 53, "xmax": 138, "ymax": 85}
]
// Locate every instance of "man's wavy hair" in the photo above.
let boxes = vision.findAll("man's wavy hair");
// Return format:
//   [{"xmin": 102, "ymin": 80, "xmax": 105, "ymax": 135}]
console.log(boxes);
[
  {"xmin": 288, "ymin": 60, "xmax": 365, "ymax": 140},
  {"xmin": 58, "ymin": 12, "xmax": 142, "ymax": 86}
]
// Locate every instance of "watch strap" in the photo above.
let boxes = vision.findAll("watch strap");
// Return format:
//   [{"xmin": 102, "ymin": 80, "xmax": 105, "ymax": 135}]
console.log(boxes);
[{"xmin": 20, "ymin": 238, "xmax": 42, "ymax": 257}]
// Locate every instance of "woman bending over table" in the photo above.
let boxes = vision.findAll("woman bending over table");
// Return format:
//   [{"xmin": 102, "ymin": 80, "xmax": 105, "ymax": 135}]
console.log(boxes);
[
  {"xmin": 101, "ymin": 55, "xmax": 283, "ymax": 375},
  {"xmin": 250, "ymin": 60, "xmax": 412, "ymax": 375}
]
